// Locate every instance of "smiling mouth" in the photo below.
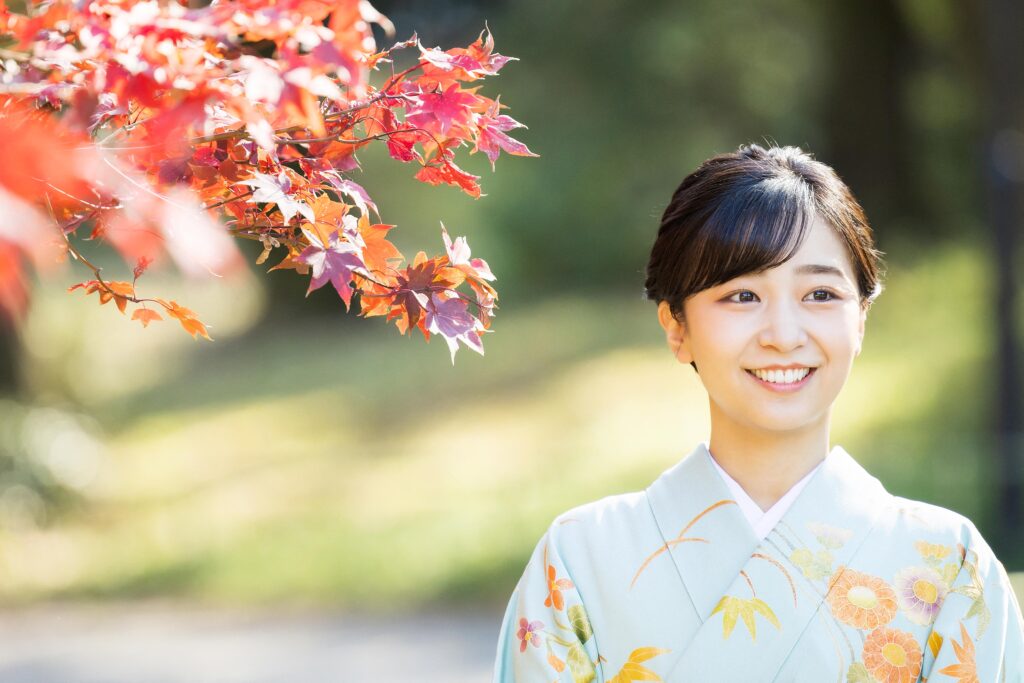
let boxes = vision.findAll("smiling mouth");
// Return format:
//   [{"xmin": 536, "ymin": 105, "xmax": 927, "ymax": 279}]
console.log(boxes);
[{"xmin": 745, "ymin": 367, "xmax": 817, "ymax": 385}]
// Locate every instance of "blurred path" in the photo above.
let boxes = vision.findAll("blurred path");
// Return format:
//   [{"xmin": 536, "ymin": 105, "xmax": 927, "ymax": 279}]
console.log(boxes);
[{"xmin": 0, "ymin": 603, "xmax": 501, "ymax": 683}]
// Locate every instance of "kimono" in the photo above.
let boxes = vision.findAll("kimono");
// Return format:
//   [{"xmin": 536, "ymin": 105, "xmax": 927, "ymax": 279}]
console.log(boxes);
[{"xmin": 492, "ymin": 442, "xmax": 1024, "ymax": 682}]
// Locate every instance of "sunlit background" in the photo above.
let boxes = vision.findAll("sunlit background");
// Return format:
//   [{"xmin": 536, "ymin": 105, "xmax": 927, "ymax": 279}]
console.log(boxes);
[{"xmin": 1, "ymin": 0, "xmax": 1023, "ymax": 680}]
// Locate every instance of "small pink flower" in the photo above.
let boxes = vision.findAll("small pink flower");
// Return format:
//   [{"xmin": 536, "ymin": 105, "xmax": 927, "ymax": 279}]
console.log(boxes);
[{"xmin": 516, "ymin": 617, "xmax": 543, "ymax": 652}]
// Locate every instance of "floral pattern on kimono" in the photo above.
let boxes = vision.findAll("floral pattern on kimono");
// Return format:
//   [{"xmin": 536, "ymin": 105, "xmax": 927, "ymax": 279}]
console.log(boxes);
[{"xmin": 492, "ymin": 442, "xmax": 1024, "ymax": 682}]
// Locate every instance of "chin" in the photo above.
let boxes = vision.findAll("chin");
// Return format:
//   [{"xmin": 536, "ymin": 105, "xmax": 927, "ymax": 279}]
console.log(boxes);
[{"xmin": 744, "ymin": 411, "xmax": 825, "ymax": 434}]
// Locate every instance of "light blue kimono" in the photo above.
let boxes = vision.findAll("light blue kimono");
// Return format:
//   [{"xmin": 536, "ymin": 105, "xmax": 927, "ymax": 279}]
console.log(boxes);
[{"xmin": 492, "ymin": 442, "xmax": 1024, "ymax": 682}]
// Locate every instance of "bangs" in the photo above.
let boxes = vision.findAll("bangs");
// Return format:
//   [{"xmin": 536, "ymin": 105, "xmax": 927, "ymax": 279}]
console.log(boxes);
[
  {"xmin": 645, "ymin": 143, "xmax": 884, "ymax": 330},
  {"xmin": 686, "ymin": 173, "xmax": 815, "ymax": 294}
]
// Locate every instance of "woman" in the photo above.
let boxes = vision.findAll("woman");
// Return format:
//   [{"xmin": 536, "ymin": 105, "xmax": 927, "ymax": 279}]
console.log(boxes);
[{"xmin": 491, "ymin": 144, "xmax": 1024, "ymax": 682}]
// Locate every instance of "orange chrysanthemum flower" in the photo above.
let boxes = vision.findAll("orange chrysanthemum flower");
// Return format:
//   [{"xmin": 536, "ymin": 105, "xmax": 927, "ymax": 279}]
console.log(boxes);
[
  {"xmin": 544, "ymin": 563, "xmax": 574, "ymax": 611},
  {"xmin": 826, "ymin": 567, "xmax": 898, "ymax": 630},
  {"xmin": 863, "ymin": 627, "xmax": 923, "ymax": 683}
]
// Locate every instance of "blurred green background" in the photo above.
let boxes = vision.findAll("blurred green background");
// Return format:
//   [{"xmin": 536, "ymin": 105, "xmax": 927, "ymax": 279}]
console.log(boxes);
[{"xmin": 2, "ymin": 0, "xmax": 1023, "ymax": 618}]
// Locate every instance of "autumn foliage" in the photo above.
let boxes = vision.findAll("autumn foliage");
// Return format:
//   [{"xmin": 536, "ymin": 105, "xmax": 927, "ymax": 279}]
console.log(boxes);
[{"xmin": 0, "ymin": 0, "xmax": 535, "ymax": 362}]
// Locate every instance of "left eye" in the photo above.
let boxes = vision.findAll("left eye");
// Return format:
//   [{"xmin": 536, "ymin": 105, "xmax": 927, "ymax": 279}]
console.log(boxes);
[
  {"xmin": 726, "ymin": 289, "xmax": 838, "ymax": 303},
  {"xmin": 728, "ymin": 290, "xmax": 758, "ymax": 303}
]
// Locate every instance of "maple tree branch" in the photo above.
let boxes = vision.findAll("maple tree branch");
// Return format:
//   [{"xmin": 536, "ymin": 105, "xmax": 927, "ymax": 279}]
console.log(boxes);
[
  {"xmin": 57, "ymin": 211, "xmax": 97, "ymax": 235},
  {"xmin": 188, "ymin": 61, "xmax": 427, "ymax": 146},
  {"xmin": 353, "ymin": 273, "xmax": 492, "ymax": 316},
  {"xmin": 203, "ymin": 189, "xmax": 254, "ymax": 211},
  {"xmin": 351, "ymin": 270, "xmax": 392, "ymax": 290},
  {"xmin": 42, "ymin": 181, "xmax": 120, "ymax": 213},
  {"xmin": 435, "ymin": 286, "xmax": 495, "ymax": 315},
  {"xmin": 59, "ymin": 224, "xmax": 166, "ymax": 309},
  {"xmin": 43, "ymin": 195, "xmax": 170, "ymax": 312},
  {"xmin": 277, "ymin": 125, "xmax": 440, "ymax": 149},
  {"xmin": 378, "ymin": 60, "xmax": 428, "ymax": 95}
]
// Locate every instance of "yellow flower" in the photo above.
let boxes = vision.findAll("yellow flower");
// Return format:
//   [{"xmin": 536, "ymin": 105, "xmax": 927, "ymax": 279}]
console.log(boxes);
[
  {"xmin": 826, "ymin": 567, "xmax": 898, "ymax": 630},
  {"xmin": 807, "ymin": 522, "xmax": 853, "ymax": 549},
  {"xmin": 914, "ymin": 540, "xmax": 952, "ymax": 562},
  {"xmin": 862, "ymin": 627, "xmax": 923, "ymax": 683}
]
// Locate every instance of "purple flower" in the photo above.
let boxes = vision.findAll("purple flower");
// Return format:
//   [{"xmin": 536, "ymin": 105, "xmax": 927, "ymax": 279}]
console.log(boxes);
[
  {"xmin": 516, "ymin": 617, "xmax": 543, "ymax": 653},
  {"xmin": 894, "ymin": 565, "xmax": 948, "ymax": 625}
]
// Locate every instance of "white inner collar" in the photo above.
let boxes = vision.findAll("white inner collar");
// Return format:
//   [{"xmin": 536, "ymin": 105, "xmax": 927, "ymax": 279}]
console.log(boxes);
[{"xmin": 706, "ymin": 443, "xmax": 831, "ymax": 540}]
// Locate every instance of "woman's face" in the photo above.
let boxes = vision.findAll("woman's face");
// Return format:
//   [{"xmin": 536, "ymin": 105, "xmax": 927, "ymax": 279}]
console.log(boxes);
[{"xmin": 657, "ymin": 214, "xmax": 867, "ymax": 435}]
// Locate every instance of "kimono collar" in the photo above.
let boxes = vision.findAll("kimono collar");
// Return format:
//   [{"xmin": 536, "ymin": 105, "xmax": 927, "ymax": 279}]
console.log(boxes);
[
  {"xmin": 708, "ymin": 447, "xmax": 825, "ymax": 539},
  {"xmin": 645, "ymin": 441, "xmax": 893, "ymax": 681},
  {"xmin": 644, "ymin": 441, "xmax": 888, "ymax": 620}
]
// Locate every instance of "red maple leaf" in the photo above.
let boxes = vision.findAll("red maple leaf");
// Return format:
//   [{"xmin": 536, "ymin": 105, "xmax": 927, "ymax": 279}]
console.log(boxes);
[
  {"xmin": 297, "ymin": 227, "xmax": 367, "ymax": 310},
  {"xmin": 473, "ymin": 100, "xmax": 538, "ymax": 171},
  {"xmin": 415, "ymin": 155, "xmax": 482, "ymax": 198},
  {"xmin": 405, "ymin": 82, "xmax": 480, "ymax": 137},
  {"xmin": 424, "ymin": 292, "xmax": 483, "ymax": 364}
]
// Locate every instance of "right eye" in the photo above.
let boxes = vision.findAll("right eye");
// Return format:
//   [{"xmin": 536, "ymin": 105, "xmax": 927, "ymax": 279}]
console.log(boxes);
[{"xmin": 726, "ymin": 290, "xmax": 759, "ymax": 303}]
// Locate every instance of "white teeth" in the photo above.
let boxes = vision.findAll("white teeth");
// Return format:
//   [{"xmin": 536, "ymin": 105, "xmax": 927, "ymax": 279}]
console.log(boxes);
[{"xmin": 750, "ymin": 367, "xmax": 812, "ymax": 384}]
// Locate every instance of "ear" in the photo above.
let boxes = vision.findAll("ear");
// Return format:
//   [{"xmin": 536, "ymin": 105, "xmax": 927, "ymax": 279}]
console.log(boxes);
[
  {"xmin": 657, "ymin": 300, "xmax": 695, "ymax": 365},
  {"xmin": 854, "ymin": 304, "xmax": 867, "ymax": 357}
]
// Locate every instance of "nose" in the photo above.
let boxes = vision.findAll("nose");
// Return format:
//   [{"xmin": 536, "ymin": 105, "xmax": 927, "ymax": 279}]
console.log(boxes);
[{"xmin": 757, "ymin": 298, "xmax": 808, "ymax": 352}]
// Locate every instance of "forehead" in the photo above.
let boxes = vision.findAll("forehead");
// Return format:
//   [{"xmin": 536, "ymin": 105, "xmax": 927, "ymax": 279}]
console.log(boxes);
[{"xmin": 756, "ymin": 216, "xmax": 855, "ymax": 279}]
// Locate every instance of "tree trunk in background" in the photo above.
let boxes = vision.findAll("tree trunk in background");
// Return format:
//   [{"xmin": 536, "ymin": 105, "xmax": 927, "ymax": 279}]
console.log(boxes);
[
  {"xmin": 0, "ymin": 320, "xmax": 20, "ymax": 398},
  {"xmin": 823, "ymin": 0, "xmax": 1023, "ymax": 559},
  {"xmin": 978, "ymin": 0, "xmax": 1024, "ymax": 559},
  {"xmin": 819, "ymin": 0, "xmax": 921, "ymax": 239}
]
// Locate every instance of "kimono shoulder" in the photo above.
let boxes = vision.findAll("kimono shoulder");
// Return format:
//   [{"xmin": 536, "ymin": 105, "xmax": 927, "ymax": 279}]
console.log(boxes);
[
  {"xmin": 492, "ymin": 489, "xmax": 685, "ymax": 683},
  {"xmin": 545, "ymin": 489, "xmax": 661, "ymax": 591},
  {"xmin": 887, "ymin": 494, "xmax": 991, "ymax": 547}
]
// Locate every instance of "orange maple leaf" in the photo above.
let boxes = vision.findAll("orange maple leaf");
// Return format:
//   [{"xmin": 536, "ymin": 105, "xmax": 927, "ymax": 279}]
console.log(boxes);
[
  {"xmin": 131, "ymin": 308, "xmax": 163, "ymax": 328},
  {"xmin": 357, "ymin": 217, "xmax": 404, "ymax": 283},
  {"xmin": 68, "ymin": 280, "xmax": 135, "ymax": 314},
  {"xmin": 300, "ymin": 193, "xmax": 350, "ymax": 247},
  {"xmin": 157, "ymin": 299, "xmax": 211, "ymax": 340},
  {"xmin": 414, "ymin": 158, "xmax": 481, "ymax": 198},
  {"xmin": 937, "ymin": 622, "xmax": 979, "ymax": 683}
]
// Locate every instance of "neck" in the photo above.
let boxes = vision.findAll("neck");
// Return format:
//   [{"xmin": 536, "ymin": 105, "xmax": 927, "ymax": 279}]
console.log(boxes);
[{"xmin": 706, "ymin": 402, "xmax": 831, "ymax": 511}]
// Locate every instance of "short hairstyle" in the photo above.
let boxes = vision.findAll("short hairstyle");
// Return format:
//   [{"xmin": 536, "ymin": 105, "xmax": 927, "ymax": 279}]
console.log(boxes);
[{"xmin": 643, "ymin": 143, "xmax": 886, "ymax": 371}]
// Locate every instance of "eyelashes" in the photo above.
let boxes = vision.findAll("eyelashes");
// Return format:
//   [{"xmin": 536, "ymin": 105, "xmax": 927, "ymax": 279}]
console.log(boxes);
[{"xmin": 725, "ymin": 289, "xmax": 840, "ymax": 304}]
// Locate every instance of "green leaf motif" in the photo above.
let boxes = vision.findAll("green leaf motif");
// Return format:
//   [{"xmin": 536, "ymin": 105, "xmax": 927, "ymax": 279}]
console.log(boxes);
[
  {"xmin": 790, "ymin": 548, "xmax": 832, "ymax": 581},
  {"xmin": 952, "ymin": 552, "xmax": 991, "ymax": 638},
  {"xmin": 566, "ymin": 642, "xmax": 596, "ymax": 683},
  {"xmin": 846, "ymin": 662, "xmax": 873, "ymax": 683},
  {"xmin": 941, "ymin": 561, "xmax": 959, "ymax": 587},
  {"xmin": 965, "ymin": 594, "xmax": 992, "ymax": 638},
  {"xmin": 568, "ymin": 604, "xmax": 594, "ymax": 645}
]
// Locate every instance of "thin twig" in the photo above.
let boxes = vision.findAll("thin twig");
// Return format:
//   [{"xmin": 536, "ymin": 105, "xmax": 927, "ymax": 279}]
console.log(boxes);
[{"xmin": 203, "ymin": 189, "xmax": 254, "ymax": 211}]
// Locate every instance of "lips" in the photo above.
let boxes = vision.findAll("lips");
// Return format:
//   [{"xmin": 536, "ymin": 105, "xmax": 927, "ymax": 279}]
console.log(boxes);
[{"xmin": 745, "ymin": 367, "xmax": 817, "ymax": 392}]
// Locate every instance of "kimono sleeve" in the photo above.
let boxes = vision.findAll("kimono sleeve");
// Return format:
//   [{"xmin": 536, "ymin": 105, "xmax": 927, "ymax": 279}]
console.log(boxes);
[
  {"xmin": 492, "ymin": 523, "xmax": 603, "ymax": 683},
  {"xmin": 921, "ymin": 528, "xmax": 1024, "ymax": 681}
]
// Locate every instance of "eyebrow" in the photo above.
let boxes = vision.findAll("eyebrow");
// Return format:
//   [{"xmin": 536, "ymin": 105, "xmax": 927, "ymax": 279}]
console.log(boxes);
[{"xmin": 794, "ymin": 264, "xmax": 849, "ymax": 279}]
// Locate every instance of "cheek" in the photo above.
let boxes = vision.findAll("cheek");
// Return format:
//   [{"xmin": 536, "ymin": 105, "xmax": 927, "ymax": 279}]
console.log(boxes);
[
  {"xmin": 691, "ymin": 313, "xmax": 749, "ymax": 355},
  {"xmin": 692, "ymin": 335, "xmax": 746, "ymax": 373},
  {"xmin": 813, "ymin": 319, "xmax": 861, "ymax": 363}
]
